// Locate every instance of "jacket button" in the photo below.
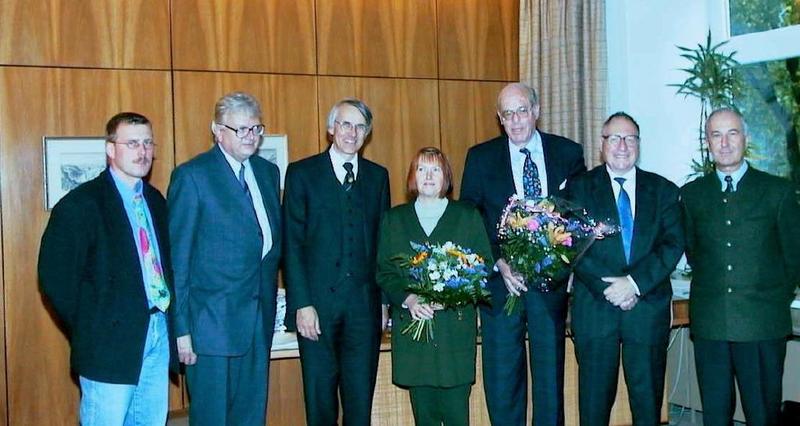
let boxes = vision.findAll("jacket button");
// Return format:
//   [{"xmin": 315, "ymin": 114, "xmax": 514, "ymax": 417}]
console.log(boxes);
[
  {"xmin": 726, "ymin": 265, "xmax": 733, "ymax": 271},
  {"xmin": 330, "ymin": 287, "xmax": 336, "ymax": 293},
  {"xmin": 725, "ymin": 220, "xmax": 732, "ymax": 226}
]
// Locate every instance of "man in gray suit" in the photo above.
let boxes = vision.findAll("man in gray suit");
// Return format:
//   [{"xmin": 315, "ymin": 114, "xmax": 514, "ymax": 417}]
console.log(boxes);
[{"xmin": 168, "ymin": 91, "xmax": 282, "ymax": 425}]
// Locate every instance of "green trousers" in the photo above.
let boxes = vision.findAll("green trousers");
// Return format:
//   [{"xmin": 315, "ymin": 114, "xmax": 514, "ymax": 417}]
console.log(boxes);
[{"xmin": 408, "ymin": 384, "xmax": 472, "ymax": 426}]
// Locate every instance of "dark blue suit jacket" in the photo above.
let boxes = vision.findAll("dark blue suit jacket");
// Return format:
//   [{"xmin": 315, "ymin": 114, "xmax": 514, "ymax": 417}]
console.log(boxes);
[
  {"xmin": 282, "ymin": 151, "xmax": 390, "ymax": 328},
  {"xmin": 567, "ymin": 166, "xmax": 684, "ymax": 345},
  {"xmin": 167, "ymin": 145, "xmax": 282, "ymax": 356}
]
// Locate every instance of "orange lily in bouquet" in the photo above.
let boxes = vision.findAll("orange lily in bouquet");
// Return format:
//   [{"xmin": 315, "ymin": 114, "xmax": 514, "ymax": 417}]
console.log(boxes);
[{"xmin": 497, "ymin": 195, "xmax": 618, "ymax": 315}]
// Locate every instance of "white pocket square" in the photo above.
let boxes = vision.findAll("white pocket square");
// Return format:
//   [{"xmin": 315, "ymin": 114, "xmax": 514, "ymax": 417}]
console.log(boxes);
[{"xmin": 558, "ymin": 179, "xmax": 567, "ymax": 190}]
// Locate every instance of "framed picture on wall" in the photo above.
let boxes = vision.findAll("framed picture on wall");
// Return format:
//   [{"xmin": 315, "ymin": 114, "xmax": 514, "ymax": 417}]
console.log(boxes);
[
  {"xmin": 43, "ymin": 136, "xmax": 107, "ymax": 210},
  {"xmin": 257, "ymin": 134, "xmax": 289, "ymax": 189}
]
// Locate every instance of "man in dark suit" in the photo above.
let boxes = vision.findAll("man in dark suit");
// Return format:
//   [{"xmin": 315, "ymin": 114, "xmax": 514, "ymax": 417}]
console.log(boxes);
[
  {"xmin": 283, "ymin": 98, "xmax": 390, "ymax": 425},
  {"xmin": 567, "ymin": 112, "xmax": 684, "ymax": 425},
  {"xmin": 681, "ymin": 108, "xmax": 800, "ymax": 426},
  {"xmin": 460, "ymin": 82, "xmax": 586, "ymax": 425},
  {"xmin": 39, "ymin": 112, "xmax": 176, "ymax": 425},
  {"xmin": 168, "ymin": 92, "xmax": 282, "ymax": 426}
]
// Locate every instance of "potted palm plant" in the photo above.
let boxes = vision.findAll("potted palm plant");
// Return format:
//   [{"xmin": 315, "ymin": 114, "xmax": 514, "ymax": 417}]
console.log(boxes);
[{"xmin": 670, "ymin": 30, "xmax": 743, "ymax": 177}]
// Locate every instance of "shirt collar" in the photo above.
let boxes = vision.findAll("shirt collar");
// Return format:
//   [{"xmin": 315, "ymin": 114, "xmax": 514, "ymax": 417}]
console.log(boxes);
[
  {"xmin": 218, "ymin": 144, "xmax": 251, "ymax": 172},
  {"xmin": 108, "ymin": 168, "xmax": 143, "ymax": 200},
  {"xmin": 606, "ymin": 165, "xmax": 637, "ymax": 185},
  {"xmin": 328, "ymin": 146, "xmax": 358, "ymax": 171},
  {"xmin": 715, "ymin": 161, "xmax": 748, "ymax": 190},
  {"xmin": 508, "ymin": 130, "xmax": 542, "ymax": 157}
]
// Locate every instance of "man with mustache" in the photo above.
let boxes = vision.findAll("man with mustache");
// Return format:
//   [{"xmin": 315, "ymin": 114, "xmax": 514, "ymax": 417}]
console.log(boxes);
[
  {"xmin": 39, "ymin": 112, "xmax": 177, "ymax": 425},
  {"xmin": 460, "ymin": 82, "xmax": 586, "ymax": 425},
  {"xmin": 283, "ymin": 98, "xmax": 390, "ymax": 425},
  {"xmin": 168, "ymin": 92, "xmax": 282, "ymax": 425}
]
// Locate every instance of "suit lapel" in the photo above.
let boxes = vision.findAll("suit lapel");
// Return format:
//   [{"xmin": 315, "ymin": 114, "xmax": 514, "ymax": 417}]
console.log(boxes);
[
  {"xmin": 210, "ymin": 145, "xmax": 260, "ymax": 229},
  {"xmin": 250, "ymin": 158, "xmax": 280, "ymax": 250},
  {"xmin": 541, "ymin": 132, "xmax": 561, "ymax": 191},
  {"xmin": 100, "ymin": 171, "xmax": 146, "ymax": 291},
  {"xmin": 493, "ymin": 138, "xmax": 516, "ymax": 196},
  {"xmin": 631, "ymin": 169, "xmax": 655, "ymax": 261}
]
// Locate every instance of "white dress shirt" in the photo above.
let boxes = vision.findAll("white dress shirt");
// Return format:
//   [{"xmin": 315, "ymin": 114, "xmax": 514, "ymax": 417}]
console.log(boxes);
[
  {"xmin": 509, "ymin": 130, "xmax": 549, "ymax": 197},
  {"xmin": 607, "ymin": 165, "xmax": 637, "ymax": 219},
  {"xmin": 329, "ymin": 148, "xmax": 359, "ymax": 184},
  {"xmin": 606, "ymin": 165, "xmax": 640, "ymax": 295},
  {"xmin": 219, "ymin": 146, "xmax": 273, "ymax": 258}
]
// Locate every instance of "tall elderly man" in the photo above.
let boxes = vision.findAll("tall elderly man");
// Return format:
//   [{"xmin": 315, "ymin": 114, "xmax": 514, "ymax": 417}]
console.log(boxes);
[
  {"xmin": 681, "ymin": 108, "xmax": 800, "ymax": 426},
  {"xmin": 283, "ymin": 98, "xmax": 390, "ymax": 425},
  {"xmin": 168, "ymin": 92, "xmax": 282, "ymax": 425},
  {"xmin": 567, "ymin": 112, "xmax": 684, "ymax": 425},
  {"xmin": 39, "ymin": 112, "xmax": 176, "ymax": 425},
  {"xmin": 460, "ymin": 82, "xmax": 586, "ymax": 425}
]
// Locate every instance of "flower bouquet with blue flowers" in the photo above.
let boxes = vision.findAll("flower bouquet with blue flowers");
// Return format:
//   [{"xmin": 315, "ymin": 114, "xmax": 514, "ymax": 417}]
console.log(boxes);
[
  {"xmin": 498, "ymin": 195, "xmax": 618, "ymax": 315},
  {"xmin": 396, "ymin": 241, "xmax": 490, "ymax": 341}
]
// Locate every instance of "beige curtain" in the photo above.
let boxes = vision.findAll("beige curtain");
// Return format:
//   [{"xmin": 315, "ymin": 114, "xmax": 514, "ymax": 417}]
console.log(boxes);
[{"xmin": 520, "ymin": 0, "xmax": 607, "ymax": 167}]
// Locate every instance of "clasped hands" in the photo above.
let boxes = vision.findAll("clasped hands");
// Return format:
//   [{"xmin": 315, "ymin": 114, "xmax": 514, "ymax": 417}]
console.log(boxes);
[
  {"xmin": 497, "ymin": 258, "xmax": 638, "ymax": 312},
  {"xmin": 602, "ymin": 276, "xmax": 638, "ymax": 311}
]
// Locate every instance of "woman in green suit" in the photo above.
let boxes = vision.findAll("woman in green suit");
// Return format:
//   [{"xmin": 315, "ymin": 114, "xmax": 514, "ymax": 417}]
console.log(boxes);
[{"xmin": 376, "ymin": 147, "xmax": 493, "ymax": 425}]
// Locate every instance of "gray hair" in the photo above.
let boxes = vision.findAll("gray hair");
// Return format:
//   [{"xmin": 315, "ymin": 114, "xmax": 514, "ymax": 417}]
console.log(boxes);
[
  {"xmin": 497, "ymin": 82, "xmax": 539, "ymax": 111},
  {"xmin": 326, "ymin": 98, "xmax": 373, "ymax": 135},
  {"xmin": 214, "ymin": 91, "xmax": 262, "ymax": 122},
  {"xmin": 705, "ymin": 107, "xmax": 748, "ymax": 136}
]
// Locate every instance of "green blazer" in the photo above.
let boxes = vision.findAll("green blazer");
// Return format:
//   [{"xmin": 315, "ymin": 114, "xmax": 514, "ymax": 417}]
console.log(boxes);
[
  {"xmin": 376, "ymin": 200, "xmax": 493, "ymax": 387},
  {"xmin": 681, "ymin": 166, "xmax": 800, "ymax": 341}
]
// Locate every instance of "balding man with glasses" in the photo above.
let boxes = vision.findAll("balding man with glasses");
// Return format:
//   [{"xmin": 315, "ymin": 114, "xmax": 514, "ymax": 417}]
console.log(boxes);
[
  {"xmin": 460, "ymin": 82, "xmax": 586, "ymax": 425},
  {"xmin": 283, "ymin": 98, "xmax": 390, "ymax": 425},
  {"xmin": 567, "ymin": 112, "xmax": 684, "ymax": 426},
  {"xmin": 168, "ymin": 91, "xmax": 282, "ymax": 426}
]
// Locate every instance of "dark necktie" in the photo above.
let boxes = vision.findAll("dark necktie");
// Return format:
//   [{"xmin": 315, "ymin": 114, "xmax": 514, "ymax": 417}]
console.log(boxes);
[
  {"xmin": 520, "ymin": 148, "xmax": 542, "ymax": 198},
  {"xmin": 343, "ymin": 162, "xmax": 355, "ymax": 191},
  {"xmin": 724, "ymin": 175, "xmax": 734, "ymax": 193},
  {"xmin": 238, "ymin": 163, "xmax": 252, "ymax": 201},
  {"xmin": 615, "ymin": 177, "xmax": 633, "ymax": 263}
]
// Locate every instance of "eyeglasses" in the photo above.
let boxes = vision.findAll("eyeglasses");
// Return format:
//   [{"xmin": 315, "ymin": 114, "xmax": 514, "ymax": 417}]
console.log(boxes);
[
  {"xmin": 335, "ymin": 120, "xmax": 368, "ymax": 133},
  {"xmin": 602, "ymin": 134, "xmax": 640, "ymax": 146},
  {"xmin": 111, "ymin": 140, "xmax": 156, "ymax": 150},
  {"xmin": 217, "ymin": 123, "xmax": 266, "ymax": 138},
  {"xmin": 500, "ymin": 106, "xmax": 532, "ymax": 120}
]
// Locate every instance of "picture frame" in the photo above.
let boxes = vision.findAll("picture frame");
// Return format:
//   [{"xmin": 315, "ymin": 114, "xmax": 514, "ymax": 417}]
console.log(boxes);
[
  {"xmin": 257, "ymin": 134, "xmax": 289, "ymax": 189},
  {"xmin": 42, "ymin": 136, "xmax": 107, "ymax": 210}
]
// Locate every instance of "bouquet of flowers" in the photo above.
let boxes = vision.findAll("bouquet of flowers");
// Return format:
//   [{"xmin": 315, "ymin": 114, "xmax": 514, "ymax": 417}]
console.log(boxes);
[
  {"xmin": 497, "ymin": 195, "xmax": 618, "ymax": 315},
  {"xmin": 396, "ymin": 241, "xmax": 490, "ymax": 342}
]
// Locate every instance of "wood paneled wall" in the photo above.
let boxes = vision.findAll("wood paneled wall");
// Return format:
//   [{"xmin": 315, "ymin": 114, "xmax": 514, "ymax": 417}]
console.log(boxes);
[{"xmin": 0, "ymin": 0, "xmax": 518, "ymax": 424}]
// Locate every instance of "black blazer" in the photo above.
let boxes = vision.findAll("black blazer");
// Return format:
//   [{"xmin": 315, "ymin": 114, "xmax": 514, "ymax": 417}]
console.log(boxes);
[
  {"xmin": 567, "ymin": 166, "xmax": 684, "ymax": 344},
  {"xmin": 168, "ymin": 145, "xmax": 282, "ymax": 356},
  {"xmin": 39, "ymin": 170, "xmax": 178, "ymax": 384},
  {"xmin": 460, "ymin": 132, "xmax": 586, "ymax": 312},
  {"xmin": 282, "ymin": 151, "xmax": 390, "ymax": 327}
]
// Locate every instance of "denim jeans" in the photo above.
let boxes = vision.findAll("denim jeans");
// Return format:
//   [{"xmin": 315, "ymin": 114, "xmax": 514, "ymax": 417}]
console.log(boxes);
[{"xmin": 79, "ymin": 312, "xmax": 169, "ymax": 426}]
